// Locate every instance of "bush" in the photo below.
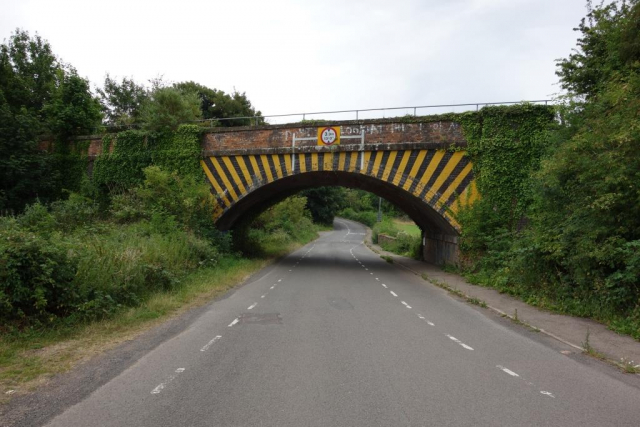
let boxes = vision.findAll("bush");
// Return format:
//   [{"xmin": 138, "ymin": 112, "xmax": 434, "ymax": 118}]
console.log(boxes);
[
  {"xmin": 243, "ymin": 196, "xmax": 318, "ymax": 256},
  {"xmin": 0, "ymin": 226, "xmax": 78, "ymax": 322},
  {"xmin": 50, "ymin": 193, "xmax": 99, "ymax": 230},
  {"xmin": 16, "ymin": 201, "xmax": 57, "ymax": 236},
  {"xmin": 72, "ymin": 223, "xmax": 218, "ymax": 316},
  {"xmin": 339, "ymin": 208, "xmax": 377, "ymax": 227},
  {"xmin": 372, "ymin": 218, "xmax": 422, "ymax": 259}
]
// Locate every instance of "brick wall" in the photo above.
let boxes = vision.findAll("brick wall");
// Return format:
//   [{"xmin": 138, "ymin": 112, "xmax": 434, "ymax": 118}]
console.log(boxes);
[{"xmin": 202, "ymin": 118, "xmax": 467, "ymax": 154}]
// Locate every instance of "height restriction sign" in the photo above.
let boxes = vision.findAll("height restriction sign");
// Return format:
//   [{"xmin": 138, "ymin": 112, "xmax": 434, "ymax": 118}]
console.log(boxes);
[{"xmin": 317, "ymin": 126, "xmax": 341, "ymax": 146}]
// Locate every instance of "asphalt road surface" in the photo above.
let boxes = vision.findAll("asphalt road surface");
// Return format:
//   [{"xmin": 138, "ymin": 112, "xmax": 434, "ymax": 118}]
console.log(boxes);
[{"xmin": 40, "ymin": 219, "xmax": 640, "ymax": 426}]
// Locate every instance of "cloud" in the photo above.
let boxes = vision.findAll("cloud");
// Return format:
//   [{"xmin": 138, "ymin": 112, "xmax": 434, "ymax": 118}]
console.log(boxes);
[{"xmin": 1, "ymin": 0, "xmax": 587, "ymax": 120}]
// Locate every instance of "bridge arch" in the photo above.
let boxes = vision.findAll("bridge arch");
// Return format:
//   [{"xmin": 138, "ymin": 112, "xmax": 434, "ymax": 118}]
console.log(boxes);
[{"xmin": 201, "ymin": 147, "xmax": 478, "ymax": 263}]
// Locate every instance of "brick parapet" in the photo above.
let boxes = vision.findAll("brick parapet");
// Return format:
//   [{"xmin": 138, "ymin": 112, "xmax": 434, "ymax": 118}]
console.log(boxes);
[
  {"xmin": 202, "ymin": 120, "xmax": 466, "ymax": 153},
  {"xmin": 41, "ymin": 118, "xmax": 468, "ymax": 159}
]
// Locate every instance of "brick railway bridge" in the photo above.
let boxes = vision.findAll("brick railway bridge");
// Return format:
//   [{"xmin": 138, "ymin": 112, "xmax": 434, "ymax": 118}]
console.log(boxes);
[{"xmin": 199, "ymin": 118, "xmax": 477, "ymax": 264}]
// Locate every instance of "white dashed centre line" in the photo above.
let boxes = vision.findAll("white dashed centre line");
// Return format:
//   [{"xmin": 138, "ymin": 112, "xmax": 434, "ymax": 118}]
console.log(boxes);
[
  {"xmin": 540, "ymin": 391, "xmax": 555, "ymax": 398},
  {"xmin": 200, "ymin": 335, "xmax": 222, "ymax": 352},
  {"xmin": 261, "ymin": 295, "xmax": 265, "ymax": 298},
  {"xmin": 427, "ymin": 321, "xmax": 435, "ymax": 326},
  {"xmin": 401, "ymin": 301, "xmax": 412, "ymax": 309},
  {"xmin": 247, "ymin": 303, "xmax": 257, "ymax": 310},
  {"xmin": 228, "ymin": 318, "xmax": 239, "ymax": 327},
  {"xmin": 390, "ymin": 291, "xmax": 398, "ymax": 297},
  {"xmin": 497, "ymin": 365, "xmax": 519, "ymax": 377},
  {"xmin": 151, "ymin": 368, "xmax": 186, "ymax": 395},
  {"xmin": 446, "ymin": 334, "xmax": 474, "ymax": 350},
  {"xmin": 382, "ymin": 284, "xmax": 388, "ymax": 288}
]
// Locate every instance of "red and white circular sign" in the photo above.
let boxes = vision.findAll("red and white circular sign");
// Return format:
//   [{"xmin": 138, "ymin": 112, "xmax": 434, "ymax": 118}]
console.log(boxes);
[{"xmin": 320, "ymin": 127, "xmax": 338, "ymax": 145}]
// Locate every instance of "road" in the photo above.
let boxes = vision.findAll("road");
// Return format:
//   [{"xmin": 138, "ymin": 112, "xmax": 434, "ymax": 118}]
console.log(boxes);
[{"xmin": 40, "ymin": 219, "xmax": 640, "ymax": 426}]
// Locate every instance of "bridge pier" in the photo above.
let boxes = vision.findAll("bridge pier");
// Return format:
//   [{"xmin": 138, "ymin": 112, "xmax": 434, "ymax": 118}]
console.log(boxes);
[{"xmin": 422, "ymin": 232, "xmax": 459, "ymax": 265}]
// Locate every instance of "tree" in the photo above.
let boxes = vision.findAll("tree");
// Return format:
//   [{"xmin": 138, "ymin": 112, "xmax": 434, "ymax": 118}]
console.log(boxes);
[
  {"xmin": 556, "ymin": 0, "xmax": 640, "ymax": 99},
  {"xmin": 174, "ymin": 81, "xmax": 263, "ymax": 126},
  {"xmin": 301, "ymin": 187, "xmax": 346, "ymax": 225},
  {"xmin": 97, "ymin": 75, "xmax": 148, "ymax": 126},
  {"xmin": 139, "ymin": 86, "xmax": 202, "ymax": 132},
  {"xmin": 44, "ymin": 69, "xmax": 103, "ymax": 138},
  {"xmin": 0, "ymin": 29, "xmax": 102, "ymax": 211}
]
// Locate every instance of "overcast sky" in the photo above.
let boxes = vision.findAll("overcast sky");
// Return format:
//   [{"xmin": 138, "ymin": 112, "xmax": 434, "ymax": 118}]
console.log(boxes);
[{"xmin": 1, "ymin": 0, "xmax": 588, "ymax": 121}]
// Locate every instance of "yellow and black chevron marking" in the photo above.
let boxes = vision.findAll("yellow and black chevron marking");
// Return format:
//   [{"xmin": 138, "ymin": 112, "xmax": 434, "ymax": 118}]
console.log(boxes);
[{"xmin": 200, "ymin": 150, "xmax": 478, "ymax": 228}]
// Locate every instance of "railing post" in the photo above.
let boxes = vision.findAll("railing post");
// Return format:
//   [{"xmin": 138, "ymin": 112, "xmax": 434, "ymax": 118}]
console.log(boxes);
[
  {"xmin": 356, "ymin": 110, "xmax": 359, "ymax": 120},
  {"xmin": 291, "ymin": 134, "xmax": 296, "ymax": 172},
  {"xmin": 413, "ymin": 107, "xmax": 417, "ymax": 117},
  {"xmin": 359, "ymin": 129, "xmax": 365, "ymax": 170}
]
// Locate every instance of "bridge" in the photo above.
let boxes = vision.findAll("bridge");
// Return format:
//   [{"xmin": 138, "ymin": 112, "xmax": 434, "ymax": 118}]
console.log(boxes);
[{"xmin": 199, "ymin": 118, "xmax": 477, "ymax": 264}]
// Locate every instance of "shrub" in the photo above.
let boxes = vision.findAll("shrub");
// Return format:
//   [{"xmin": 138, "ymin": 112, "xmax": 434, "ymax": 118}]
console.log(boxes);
[
  {"xmin": 339, "ymin": 208, "xmax": 377, "ymax": 227},
  {"xmin": 50, "ymin": 193, "xmax": 99, "ymax": 230},
  {"xmin": 0, "ymin": 226, "xmax": 78, "ymax": 322},
  {"xmin": 16, "ymin": 201, "xmax": 57, "ymax": 236}
]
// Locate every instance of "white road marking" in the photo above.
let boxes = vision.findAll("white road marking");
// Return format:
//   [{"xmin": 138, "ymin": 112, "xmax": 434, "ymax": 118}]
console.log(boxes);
[
  {"xmin": 446, "ymin": 334, "xmax": 474, "ymax": 350},
  {"xmin": 151, "ymin": 368, "xmax": 186, "ymax": 394},
  {"xmin": 390, "ymin": 291, "xmax": 398, "ymax": 297},
  {"xmin": 427, "ymin": 321, "xmax": 435, "ymax": 326},
  {"xmin": 382, "ymin": 284, "xmax": 388, "ymax": 288},
  {"xmin": 370, "ymin": 272, "xmax": 373, "ymax": 275},
  {"xmin": 289, "ymin": 270, "xmax": 292, "ymax": 272},
  {"xmin": 270, "ymin": 285, "xmax": 275, "ymax": 289},
  {"xmin": 401, "ymin": 301, "xmax": 412, "ymax": 309},
  {"xmin": 375, "ymin": 278, "xmax": 379, "ymax": 280},
  {"xmin": 247, "ymin": 303, "xmax": 257, "ymax": 310},
  {"xmin": 417, "ymin": 314, "xmax": 425, "ymax": 319},
  {"xmin": 540, "ymin": 391, "xmax": 555, "ymax": 398},
  {"xmin": 497, "ymin": 365, "xmax": 519, "ymax": 377},
  {"xmin": 261, "ymin": 295, "xmax": 265, "ymax": 298},
  {"xmin": 228, "ymin": 318, "xmax": 239, "ymax": 327},
  {"xmin": 278, "ymin": 279, "xmax": 282, "ymax": 282},
  {"xmin": 200, "ymin": 335, "xmax": 222, "ymax": 352},
  {"xmin": 151, "ymin": 383, "xmax": 166, "ymax": 395}
]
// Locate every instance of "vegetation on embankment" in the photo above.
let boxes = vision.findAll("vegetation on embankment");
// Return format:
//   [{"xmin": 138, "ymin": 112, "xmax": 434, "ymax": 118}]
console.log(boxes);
[
  {"xmin": 455, "ymin": 1, "xmax": 640, "ymax": 340},
  {"xmin": 0, "ymin": 168, "xmax": 323, "ymax": 399},
  {"xmin": 338, "ymin": 190, "xmax": 422, "ymax": 259},
  {"xmin": 0, "ymin": 29, "xmax": 325, "ymax": 399}
]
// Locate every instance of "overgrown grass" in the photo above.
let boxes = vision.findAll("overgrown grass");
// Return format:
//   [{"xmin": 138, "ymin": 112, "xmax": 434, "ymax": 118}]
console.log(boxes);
[
  {"xmin": 392, "ymin": 219, "xmax": 421, "ymax": 237},
  {"xmin": 0, "ymin": 225, "xmax": 319, "ymax": 402},
  {"xmin": 373, "ymin": 218, "xmax": 422, "ymax": 259},
  {"xmin": 0, "ymin": 254, "xmax": 281, "ymax": 401},
  {"xmin": 0, "ymin": 170, "xmax": 326, "ymax": 401},
  {"xmin": 461, "ymin": 268, "xmax": 640, "ymax": 341}
]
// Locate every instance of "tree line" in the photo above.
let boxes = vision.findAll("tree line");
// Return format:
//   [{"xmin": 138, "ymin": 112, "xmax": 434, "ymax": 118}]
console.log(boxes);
[{"xmin": 0, "ymin": 29, "xmax": 261, "ymax": 213}]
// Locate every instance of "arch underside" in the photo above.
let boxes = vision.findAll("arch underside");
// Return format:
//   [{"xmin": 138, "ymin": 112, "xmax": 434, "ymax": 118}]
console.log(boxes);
[{"xmin": 201, "ymin": 149, "xmax": 478, "ymax": 236}]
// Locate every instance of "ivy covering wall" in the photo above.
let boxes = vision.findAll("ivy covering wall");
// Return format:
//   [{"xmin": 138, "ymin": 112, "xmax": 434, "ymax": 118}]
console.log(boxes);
[
  {"xmin": 93, "ymin": 124, "xmax": 202, "ymax": 189},
  {"xmin": 457, "ymin": 104, "xmax": 555, "ymax": 240}
]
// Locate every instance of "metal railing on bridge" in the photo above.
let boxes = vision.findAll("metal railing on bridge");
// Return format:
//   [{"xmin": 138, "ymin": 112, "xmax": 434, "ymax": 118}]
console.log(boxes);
[{"xmin": 101, "ymin": 99, "xmax": 554, "ymax": 131}]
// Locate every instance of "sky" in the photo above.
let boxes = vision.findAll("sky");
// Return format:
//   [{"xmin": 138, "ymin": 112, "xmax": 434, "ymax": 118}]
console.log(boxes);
[{"xmin": 1, "ymin": 0, "xmax": 589, "ymax": 122}]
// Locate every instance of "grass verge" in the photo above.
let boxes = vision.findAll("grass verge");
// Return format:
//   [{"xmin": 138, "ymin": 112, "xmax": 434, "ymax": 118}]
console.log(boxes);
[{"xmin": 0, "ymin": 239, "xmax": 311, "ymax": 403}]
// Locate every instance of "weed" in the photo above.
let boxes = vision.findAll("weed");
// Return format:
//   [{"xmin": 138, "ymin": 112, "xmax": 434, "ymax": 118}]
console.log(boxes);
[
  {"xmin": 581, "ymin": 328, "xmax": 606, "ymax": 360},
  {"xmin": 380, "ymin": 255, "xmax": 394, "ymax": 264},
  {"xmin": 467, "ymin": 297, "xmax": 488, "ymax": 308},
  {"xmin": 620, "ymin": 357, "xmax": 640, "ymax": 374}
]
